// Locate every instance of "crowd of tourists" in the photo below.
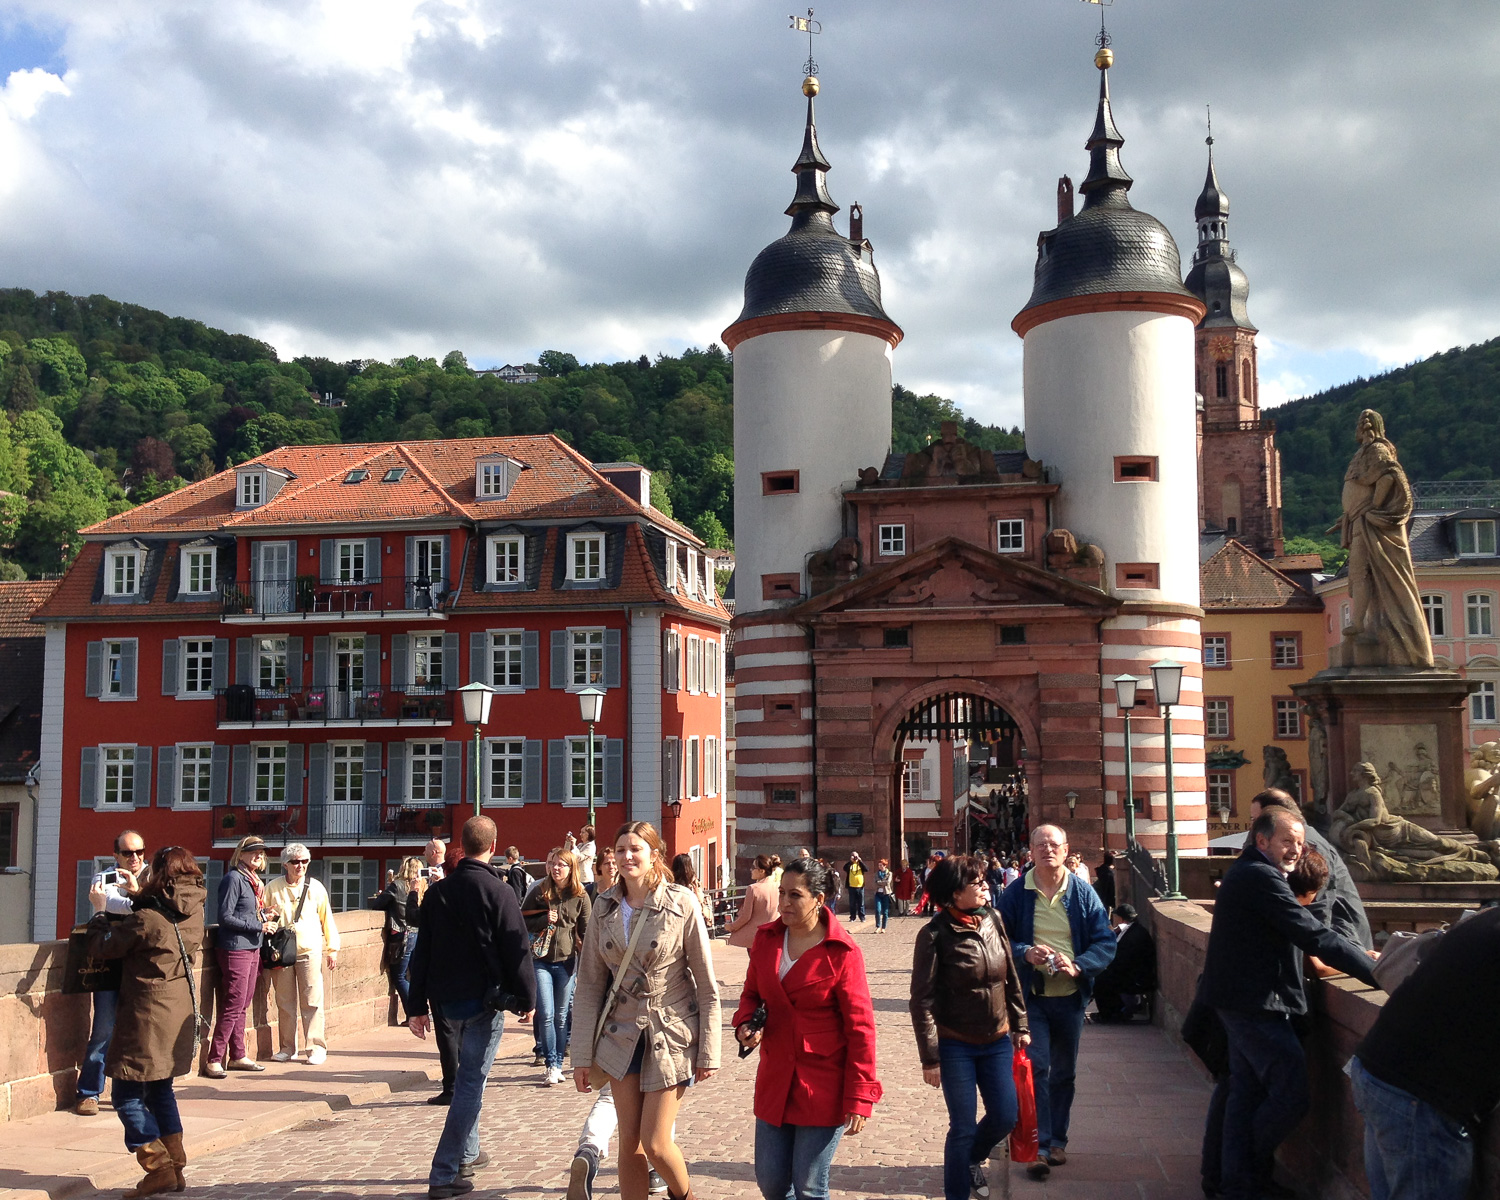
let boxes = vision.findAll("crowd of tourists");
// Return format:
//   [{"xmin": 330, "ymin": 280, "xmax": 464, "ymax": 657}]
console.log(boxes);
[{"xmin": 71, "ymin": 801, "xmax": 1496, "ymax": 1200}]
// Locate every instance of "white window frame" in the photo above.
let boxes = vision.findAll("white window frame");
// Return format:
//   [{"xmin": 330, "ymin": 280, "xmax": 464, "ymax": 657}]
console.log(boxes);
[
  {"xmin": 412, "ymin": 537, "xmax": 444, "ymax": 585},
  {"xmin": 252, "ymin": 744, "xmax": 288, "ymax": 808},
  {"xmin": 1203, "ymin": 635, "xmax": 1228, "ymax": 668},
  {"xmin": 104, "ymin": 639, "xmax": 134, "ymax": 699},
  {"xmin": 331, "ymin": 742, "xmax": 365, "ymax": 806},
  {"xmin": 1204, "ymin": 699, "xmax": 1231, "ymax": 739},
  {"xmin": 177, "ymin": 744, "xmax": 213, "ymax": 808},
  {"xmin": 1272, "ymin": 635, "xmax": 1301, "ymax": 668},
  {"xmin": 256, "ymin": 636, "xmax": 288, "ymax": 694},
  {"xmin": 488, "ymin": 535, "xmax": 524, "ymax": 585},
  {"xmin": 1274, "ymin": 699, "xmax": 1302, "ymax": 739},
  {"xmin": 902, "ymin": 757, "xmax": 922, "ymax": 801},
  {"xmin": 1208, "ymin": 772, "xmax": 1233, "ymax": 813},
  {"xmin": 1341, "ymin": 602, "xmax": 1352, "ymax": 629},
  {"xmin": 704, "ymin": 735, "xmax": 719, "ymax": 796},
  {"xmin": 485, "ymin": 737, "xmax": 527, "ymax": 806},
  {"xmin": 412, "ymin": 633, "xmax": 445, "ymax": 692},
  {"xmin": 1471, "ymin": 681, "xmax": 1498, "ymax": 724},
  {"xmin": 567, "ymin": 533, "xmax": 605, "ymax": 582},
  {"xmin": 686, "ymin": 635, "xmax": 702, "ymax": 695},
  {"xmin": 324, "ymin": 857, "xmax": 364, "ymax": 914},
  {"xmin": 665, "ymin": 538, "xmax": 679, "ymax": 591},
  {"xmin": 489, "ymin": 630, "xmax": 525, "ymax": 691},
  {"xmin": 107, "ymin": 549, "xmax": 141, "ymax": 597},
  {"xmin": 478, "ymin": 462, "xmax": 508, "ymax": 498},
  {"xmin": 337, "ymin": 539, "xmax": 367, "ymax": 584},
  {"xmin": 1422, "ymin": 593, "xmax": 1448, "ymax": 639},
  {"xmin": 996, "ymin": 519, "xmax": 1025, "ymax": 554},
  {"xmin": 686, "ymin": 735, "xmax": 701, "ymax": 800},
  {"xmin": 1466, "ymin": 593, "xmax": 1494, "ymax": 638},
  {"xmin": 99, "ymin": 745, "xmax": 137, "ymax": 808},
  {"xmin": 685, "ymin": 548, "xmax": 699, "ymax": 598},
  {"xmin": 239, "ymin": 471, "xmax": 264, "ymax": 508},
  {"xmin": 180, "ymin": 638, "xmax": 216, "ymax": 698},
  {"xmin": 181, "ymin": 548, "xmax": 216, "ymax": 595},
  {"xmin": 408, "ymin": 741, "xmax": 445, "ymax": 805},
  {"xmin": 1457, "ymin": 519, "xmax": 1498, "ymax": 558},
  {"xmin": 566, "ymin": 736, "xmax": 604, "ymax": 807},
  {"xmin": 570, "ymin": 627, "xmax": 605, "ymax": 688},
  {"xmin": 878, "ymin": 524, "xmax": 907, "ymax": 556},
  {"xmin": 705, "ymin": 640, "xmax": 719, "ymax": 696}
]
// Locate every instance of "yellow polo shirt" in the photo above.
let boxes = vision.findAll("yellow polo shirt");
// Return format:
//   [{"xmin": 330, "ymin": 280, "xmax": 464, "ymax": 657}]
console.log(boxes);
[{"xmin": 1025, "ymin": 870, "xmax": 1078, "ymax": 997}]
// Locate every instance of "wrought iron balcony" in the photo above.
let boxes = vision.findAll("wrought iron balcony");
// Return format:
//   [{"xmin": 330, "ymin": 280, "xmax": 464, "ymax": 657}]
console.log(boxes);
[
  {"xmin": 220, "ymin": 574, "xmax": 452, "ymax": 621},
  {"xmin": 216, "ymin": 686, "xmax": 452, "ymax": 727},
  {"xmin": 212, "ymin": 800, "xmax": 452, "ymax": 847}
]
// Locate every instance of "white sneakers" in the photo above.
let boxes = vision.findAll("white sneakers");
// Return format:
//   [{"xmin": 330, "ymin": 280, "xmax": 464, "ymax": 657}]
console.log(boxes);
[
  {"xmin": 544, "ymin": 1066, "xmax": 565, "ymax": 1086},
  {"xmin": 272, "ymin": 1050, "xmax": 295, "ymax": 1063},
  {"xmin": 308, "ymin": 1047, "xmax": 327, "ymax": 1065}
]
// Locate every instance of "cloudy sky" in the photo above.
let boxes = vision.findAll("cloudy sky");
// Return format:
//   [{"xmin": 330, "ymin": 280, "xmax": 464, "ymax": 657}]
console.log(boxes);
[{"xmin": 0, "ymin": 1, "xmax": 1493, "ymax": 427}]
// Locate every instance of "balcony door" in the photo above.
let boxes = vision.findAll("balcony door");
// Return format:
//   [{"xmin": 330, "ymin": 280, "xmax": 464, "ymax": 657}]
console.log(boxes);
[
  {"xmin": 331, "ymin": 636, "xmax": 365, "ymax": 719},
  {"xmin": 325, "ymin": 744, "xmax": 366, "ymax": 836},
  {"xmin": 254, "ymin": 542, "xmax": 293, "ymax": 614}
]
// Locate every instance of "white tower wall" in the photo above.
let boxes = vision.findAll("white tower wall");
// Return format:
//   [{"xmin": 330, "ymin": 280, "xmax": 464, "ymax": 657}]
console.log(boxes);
[
  {"xmin": 1021, "ymin": 308, "xmax": 1200, "ymax": 608},
  {"xmin": 733, "ymin": 327, "xmax": 893, "ymax": 614}
]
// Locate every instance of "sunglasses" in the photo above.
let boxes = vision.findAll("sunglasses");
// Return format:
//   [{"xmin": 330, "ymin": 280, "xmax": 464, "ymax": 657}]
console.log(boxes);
[
  {"xmin": 119, "ymin": 849, "xmax": 146, "ymax": 859},
  {"xmin": 286, "ymin": 859, "xmax": 310, "ymax": 866}
]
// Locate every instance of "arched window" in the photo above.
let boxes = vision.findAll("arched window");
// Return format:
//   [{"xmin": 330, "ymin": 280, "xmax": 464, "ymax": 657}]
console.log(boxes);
[
  {"xmin": 1241, "ymin": 360, "xmax": 1251, "ymax": 402},
  {"xmin": 1215, "ymin": 362, "xmax": 1228, "ymax": 398}
]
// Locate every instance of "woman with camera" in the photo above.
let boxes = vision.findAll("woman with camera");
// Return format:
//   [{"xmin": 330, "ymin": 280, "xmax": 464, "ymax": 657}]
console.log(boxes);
[
  {"xmin": 522, "ymin": 847, "xmax": 590, "ymax": 1086},
  {"xmin": 372, "ymin": 857, "xmax": 424, "ymax": 1023},
  {"xmin": 84, "ymin": 846, "xmax": 206, "ymax": 1198},
  {"xmin": 910, "ymin": 854, "xmax": 1030, "ymax": 1200},
  {"xmin": 205, "ymin": 835, "xmax": 274, "ymax": 1078},
  {"xmin": 733, "ymin": 857, "xmax": 881, "ymax": 1200},
  {"xmin": 571, "ymin": 822, "xmax": 720, "ymax": 1200}
]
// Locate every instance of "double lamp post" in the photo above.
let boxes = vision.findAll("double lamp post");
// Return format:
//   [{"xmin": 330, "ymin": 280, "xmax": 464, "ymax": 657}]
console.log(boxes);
[{"xmin": 1111, "ymin": 658, "xmax": 1185, "ymax": 902}]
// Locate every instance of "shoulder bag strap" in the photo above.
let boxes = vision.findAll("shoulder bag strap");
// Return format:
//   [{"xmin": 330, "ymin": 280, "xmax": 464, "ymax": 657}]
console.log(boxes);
[
  {"xmin": 293, "ymin": 882, "xmax": 310, "ymax": 923},
  {"xmin": 171, "ymin": 920, "xmax": 204, "ymax": 1056},
  {"xmin": 591, "ymin": 899, "xmax": 652, "ymax": 1051}
]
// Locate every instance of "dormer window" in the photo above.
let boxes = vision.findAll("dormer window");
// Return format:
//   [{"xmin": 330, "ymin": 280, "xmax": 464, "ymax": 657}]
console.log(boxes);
[
  {"xmin": 686, "ymin": 549, "xmax": 699, "ymax": 597},
  {"xmin": 476, "ymin": 455, "xmax": 521, "ymax": 501},
  {"xmin": 180, "ymin": 543, "xmax": 217, "ymax": 595},
  {"xmin": 489, "ymin": 535, "xmax": 524, "ymax": 585},
  {"xmin": 567, "ymin": 533, "xmax": 605, "ymax": 582},
  {"xmin": 234, "ymin": 465, "xmax": 290, "ymax": 509},
  {"xmin": 1457, "ymin": 519, "xmax": 1497, "ymax": 558},
  {"xmin": 107, "ymin": 547, "xmax": 142, "ymax": 597},
  {"xmin": 239, "ymin": 471, "xmax": 264, "ymax": 507},
  {"xmin": 665, "ymin": 538, "xmax": 679, "ymax": 590}
]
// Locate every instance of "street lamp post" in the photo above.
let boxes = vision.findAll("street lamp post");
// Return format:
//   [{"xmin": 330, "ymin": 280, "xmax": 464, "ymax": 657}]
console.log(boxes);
[
  {"xmin": 457, "ymin": 682, "xmax": 496, "ymax": 818},
  {"xmin": 1112, "ymin": 674, "xmax": 1140, "ymax": 849},
  {"xmin": 1150, "ymin": 659, "xmax": 1186, "ymax": 901},
  {"xmin": 576, "ymin": 686, "xmax": 606, "ymax": 832}
]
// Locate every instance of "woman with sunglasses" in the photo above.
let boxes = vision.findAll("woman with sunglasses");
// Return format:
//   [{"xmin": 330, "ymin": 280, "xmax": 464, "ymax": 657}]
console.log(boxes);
[{"xmin": 265, "ymin": 844, "xmax": 341, "ymax": 1064}]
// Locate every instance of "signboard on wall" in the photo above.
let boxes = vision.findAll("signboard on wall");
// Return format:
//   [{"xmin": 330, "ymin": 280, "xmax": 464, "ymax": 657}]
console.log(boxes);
[{"xmin": 825, "ymin": 812, "xmax": 864, "ymax": 838}]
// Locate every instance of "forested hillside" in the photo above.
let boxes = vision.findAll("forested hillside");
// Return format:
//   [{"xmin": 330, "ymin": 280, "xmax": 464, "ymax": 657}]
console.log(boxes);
[
  {"xmin": 0, "ymin": 288, "xmax": 1018, "ymax": 578},
  {"xmin": 1273, "ymin": 336, "xmax": 1500, "ymax": 539}
]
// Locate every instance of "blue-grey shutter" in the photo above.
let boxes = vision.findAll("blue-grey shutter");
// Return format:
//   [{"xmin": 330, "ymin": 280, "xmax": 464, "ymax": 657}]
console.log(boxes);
[
  {"xmin": 312, "ymin": 636, "xmax": 329, "ymax": 688},
  {"xmin": 470, "ymin": 632, "xmax": 486, "ymax": 685},
  {"xmin": 307, "ymin": 859, "xmax": 325, "ymax": 887},
  {"xmin": 442, "ymin": 633, "xmax": 459, "ymax": 688},
  {"xmin": 212, "ymin": 638, "xmax": 229, "ymax": 693},
  {"xmin": 523, "ymin": 739, "xmax": 542, "ymax": 803},
  {"xmin": 308, "ymin": 743, "xmax": 328, "ymax": 805},
  {"xmin": 162, "ymin": 639, "xmax": 179, "ymax": 696},
  {"xmin": 443, "ymin": 741, "xmax": 464, "ymax": 806},
  {"xmin": 604, "ymin": 738, "xmax": 624, "ymax": 804},
  {"xmin": 363, "ymin": 742, "xmax": 382, "ymax": 834},
  {"xmin": 287, "ymin": 637, "xmax": 303, "ymax": 690},
  {"xmin": 120, "ymin": 640, "xmax": 138, "ymax": 699},
  {"xmin": 320, "ymin": 539, "xmax": 335, "ymax": 584},
  {"xmin": 250, "ymin": 540, "xmax": 263, "ymax": 586},
  {"xmin": 548, "ymin": 739, "xmax": 568, "ymax": 802},
  {"xmin": 133, "ymin": 747, "xmax": 151, "ymax": 809},
  {"xmin": 405, "ymin": 537, "xmax": 416, "ymax": 592},
  {"xmin": 440, "ymin": 535, "xmax": 452, "ymax": 592},
  {"xmin": 85, "ymin": 642, "xmax": 103, "ymax": 698},
  {"xmin": 387, "ymin": 742, "xmax": 408, "ymax": 806},
  {"xmin": 284, "ymin": 744, "xmax": 303, "ymax": 807},
  {"xmin": 211, "ymin": 745, "xmax": 230, "ymax": 806},
  {"xmin": 663, "ymin": 631, "xmax": 677, "ymax": 693},
  {"xmin": 76, "ymin": 861, "xmax": 95, "ymax": 926},
  {"xmin": 204, "ymin": 859, "xmax": 224, "ymax": 925},
  {"xmin": 550, "ymin": 631, "xmax": 568, "ymax": 688},
  {"xmin": 157, "ymin": 747, "xmax": 176, "ymax": 807},
  {"xmin": 365, "ymin": 537, "xmax": 382, "ymax": 583},
  {"xmin": 236, "ymin": 637, "xmax": 252, "ymax": 685},
  {"xmin": 364, "ymin": 635, "xmax": 380, "ymax": 691},
  {"xmin": 390, "ymin": 635, "xmax": 409, "ymax": 693},
  {"xmin": 603, "ymin": 629, "xmax": 621, "ymax": 688},
  {"xmin": 522, "ymin": 631, "xmax": 539, "ymax": 690},
  {"xmin": 360, "ymin": 859, "xmax": 379, "ymax": 908},
  {"xmin": 232, "ymin": 745, "xmax": 250, "ymax": 805},
  {"xmin": 80, "ymin": 747, "xmax": 98, "ymax": 808}
]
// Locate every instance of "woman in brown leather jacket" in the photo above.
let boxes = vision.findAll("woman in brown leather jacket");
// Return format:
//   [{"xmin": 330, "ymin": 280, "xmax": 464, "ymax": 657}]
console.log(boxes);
[{"xmin": 910, "ymin": 854, "xmax": 1029, "ymax": 1200}]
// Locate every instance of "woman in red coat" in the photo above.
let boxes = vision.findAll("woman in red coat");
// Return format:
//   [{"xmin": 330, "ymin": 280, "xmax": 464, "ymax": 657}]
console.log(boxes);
[{"xmin": 733, "ymin": 857, "xmax": 881, "ymax": 1200}]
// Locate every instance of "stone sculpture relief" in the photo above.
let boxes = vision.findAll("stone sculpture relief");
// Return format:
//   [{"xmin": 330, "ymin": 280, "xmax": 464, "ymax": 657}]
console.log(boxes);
[{"xmin": 1330, "ymin": 761, "xmax": 1499, "ymax": 882}]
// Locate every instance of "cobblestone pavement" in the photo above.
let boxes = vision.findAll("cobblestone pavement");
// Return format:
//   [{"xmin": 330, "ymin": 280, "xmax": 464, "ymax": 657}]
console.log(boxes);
[{"xmin": 165, "ymin": 915, "xmax": 1212, "ymax": 1200}]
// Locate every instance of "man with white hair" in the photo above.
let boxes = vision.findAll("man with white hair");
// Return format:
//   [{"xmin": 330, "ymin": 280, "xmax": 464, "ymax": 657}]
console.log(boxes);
[
  {"xmin": 265, "ymin": 844, "xmax": 340, "ymax": 1064},
  {"xmin": 998, "ymin": 823, "xmax": 1116, "ymax": 1180},
  {"xmin": 425, "ymin": 838, "xmax": 447, "ymax": 882}
]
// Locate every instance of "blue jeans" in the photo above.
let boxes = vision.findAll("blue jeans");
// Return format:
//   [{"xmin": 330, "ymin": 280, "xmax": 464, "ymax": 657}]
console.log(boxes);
[
  {"xmin": 393, "ymin": 931, "xmax": 418, "ymax": 1018},
  {"xmin": 534, "ymin": 960, "xmax": 577, "ymax": 1070},
  {"xmin": 873, "ymin": 893, "xmax": 891, "ymax": 929},
  {"xmin": 1216, "ymin": 1010, "xmax": 1307, "ymax": 1200},
  {"xmin": 937, "ymin": 1035, "xmax": 1017, "ymax": 1200},
  {"xmin": 1350, "ymin": 1057, "xmax": 1473, "ymax": 1200},
  {"xmin": 428, "ymin": 1001, "xmax": 505, "ymax": 1186},
  {"xmin": 754, "ymin": 1118, "xmax": 844, "ymax": 1200},
  {"xmin": 847, "ymin": 889, "xmax": 865, "ymax": 921},
  {"xmin": 1027, "ymin": 991, "xmax": 1085, "ymax": 1153},
  {"xmin": 111, "ymin": 1078, "xmax": 181, "ymax": 1151},
  {"xmin": 78, "ymin": 988, "xmax": 118, "ymax": 1099}
]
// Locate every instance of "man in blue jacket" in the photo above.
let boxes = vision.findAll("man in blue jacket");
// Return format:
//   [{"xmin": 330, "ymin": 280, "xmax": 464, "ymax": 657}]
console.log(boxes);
[
  {"xmin": 1200, "ymin": 807, "xmax": 1380, "ymax": 1200},
  {"xmin": 999, "ymin": 824, "xmax": 1116, "ymax": 1180}
]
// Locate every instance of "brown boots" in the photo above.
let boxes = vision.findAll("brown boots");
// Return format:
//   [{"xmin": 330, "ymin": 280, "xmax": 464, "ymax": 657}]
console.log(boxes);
[
  {"xmin": 161, "ymin": 1132, "xmax": 188, "ymax": 1191},
  {"xmin": 122, "ymin": 1139, "xmax": 179, "ymax": 1198}
]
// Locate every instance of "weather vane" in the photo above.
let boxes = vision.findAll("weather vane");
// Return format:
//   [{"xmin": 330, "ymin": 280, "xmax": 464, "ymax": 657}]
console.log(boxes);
[
  {"xmin": 1080, "ymin": 0, "xmax": 1113, "ymax": 49},
  {"xmin": 790, "ymin": 8, "xmax": 821, "ymax": 78},
  {"xmin": 1205, "ymin": 103, "xmax": 1214, "ymax": 149}
]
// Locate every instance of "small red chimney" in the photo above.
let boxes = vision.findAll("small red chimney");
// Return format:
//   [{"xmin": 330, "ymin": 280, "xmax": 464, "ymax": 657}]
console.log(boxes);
[
  {"xmin": 1057, "ymin": 175, "xmax": 1074, "ymax": 223},
  {"xmin": 849, "ymin": 202, "xmax": 864, "ymax": 245}
]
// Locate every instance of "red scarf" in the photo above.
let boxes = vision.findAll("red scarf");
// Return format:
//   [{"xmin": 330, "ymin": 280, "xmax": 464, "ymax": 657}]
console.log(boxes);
[{"xmin": 946, "ymin": 905, "xmax": 984, "ymax": 928}]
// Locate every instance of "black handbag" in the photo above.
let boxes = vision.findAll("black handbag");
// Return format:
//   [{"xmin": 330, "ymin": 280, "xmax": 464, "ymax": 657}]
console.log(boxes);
[
  {"xmin": 261, "ymin": 883, "xmax": 309, "ymax": 969},
  {"xmin": 61, "ymin": 925, "xmax": 123, "ymax": 995}
]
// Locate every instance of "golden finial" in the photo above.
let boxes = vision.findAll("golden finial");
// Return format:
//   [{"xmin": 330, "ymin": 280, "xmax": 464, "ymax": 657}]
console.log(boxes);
[
  {"xmin": 1094, "ymin": 46, "xmax": 1114, "ymax": 70},
  {"xmin": 802, "ymin": 75, "xmax": 819, "ymax": 97}
]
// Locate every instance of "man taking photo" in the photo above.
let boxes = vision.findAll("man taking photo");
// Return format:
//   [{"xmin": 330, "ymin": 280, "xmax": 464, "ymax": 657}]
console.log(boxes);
[{"xmin": 409, "ymin": 816, "xmax": 536, "ymax": 1199}]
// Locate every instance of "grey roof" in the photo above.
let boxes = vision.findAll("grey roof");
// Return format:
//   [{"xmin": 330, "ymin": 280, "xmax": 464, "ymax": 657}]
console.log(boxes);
[
  {"xmin": 1408, "ymin": 508, "xmax": 1500, "ymax": 566},
  {"xmin": 876, "ymin": 450, "xmax": 1030, "ymax": 483},
  {"xmin": 1194, "ymin": 150, "xmax": 1230, "ymax": 220},
  {"xmin": 1184, "ymin": 149, "xmax": 1256, "ymax": 331},
  {"xmin": 731, "ymin": 96, "xmax": 895, "ymax": 330},
  {"xmin": 1018, "ymin": 66, "xmax": 1192, "ymax": 316}
]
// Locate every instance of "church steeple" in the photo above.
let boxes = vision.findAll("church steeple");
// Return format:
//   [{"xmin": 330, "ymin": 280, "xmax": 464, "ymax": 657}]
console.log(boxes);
[
  {"xmin": 1184, "ymin": 129, "xmax": 1255, "ymax": 333},
  {"xmin": 1079, "ymin": 48, "xmax": 1133, "ymax": 206},
  {"xmin": 786, "ymin": 77, "xmax": 838, "ymax": 221},
  {"xmin": 1193, "ymin": 124, "xmax": 1232, "ymax": 263}
]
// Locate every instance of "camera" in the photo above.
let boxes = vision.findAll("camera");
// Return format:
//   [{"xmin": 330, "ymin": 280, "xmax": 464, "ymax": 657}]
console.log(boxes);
[
  {"xmin": 418, "ymin": 867, "xmax": 432, "ymax": 880},
  {"xmin": 737, "ymin": 1002, "xmax": 768, "ymax": 1058},
  {"xmin": 101, "ymin": 870, "xmax": 121, "ymax": 887},
  {"xmin": 483, "ymin": 984, "xmax": 530, "ymax": 1016}
]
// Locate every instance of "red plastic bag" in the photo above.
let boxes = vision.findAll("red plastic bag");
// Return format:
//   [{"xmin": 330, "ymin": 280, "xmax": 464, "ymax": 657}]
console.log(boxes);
[{"xmin": 1010, "ymin": 1045, "xmax": 1039, "ymax": 1163}]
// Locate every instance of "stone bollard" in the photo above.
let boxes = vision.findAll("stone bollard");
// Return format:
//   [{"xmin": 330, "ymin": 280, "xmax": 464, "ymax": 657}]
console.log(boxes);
[{"xmin": 987, "ymin": 1137, "xmax": 1012, "ymax": 1200}]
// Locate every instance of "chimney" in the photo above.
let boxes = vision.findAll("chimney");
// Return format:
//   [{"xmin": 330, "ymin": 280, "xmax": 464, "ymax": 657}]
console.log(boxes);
[
  {"xmin": 1057, "ymin": 175, "xmax": 1074, "ymax": 223},
  {"xmin": 849, "ymin": 202, "xmax": 864, "ymax": 245}
]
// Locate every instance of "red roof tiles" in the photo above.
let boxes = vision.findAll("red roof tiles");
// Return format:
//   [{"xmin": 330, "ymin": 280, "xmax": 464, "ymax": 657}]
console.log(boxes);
[{"xmin": 0, "ymin": 580, "xmax": 59, "ymax": 637}]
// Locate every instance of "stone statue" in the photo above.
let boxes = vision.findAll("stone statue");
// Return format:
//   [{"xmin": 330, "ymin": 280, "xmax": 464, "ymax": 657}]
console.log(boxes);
[
  {"xmin": 1466, "ymin": 743, "xmax": 1500, "ymax": 841},
  {"xmin": 1330, "ymin": 761, "xmax": 1498, "ymax": 882},
  {"xmin": 1333, "ymin": 410, "xmax": 1434, "ymax": 668},
  {"xmin": 1308, "ymin": 717, "xmax": 1329, "ymax": 809},
  {"xmin": 1262, "ymin": 745, "xmax": 1297, "ymax": 795}
]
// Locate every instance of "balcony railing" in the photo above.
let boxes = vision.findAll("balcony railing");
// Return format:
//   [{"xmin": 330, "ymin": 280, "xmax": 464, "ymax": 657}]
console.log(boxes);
[
  {"xmin": 214, "ymin": 801, "xmax": 452, "ymax": 846},
  {"xmin": 216, "ymin": 686, "xmax": 452, "ymax": 726},
  {"xmin": 220, "ymin": 575, "xmax": 452, "ymax": 619}
]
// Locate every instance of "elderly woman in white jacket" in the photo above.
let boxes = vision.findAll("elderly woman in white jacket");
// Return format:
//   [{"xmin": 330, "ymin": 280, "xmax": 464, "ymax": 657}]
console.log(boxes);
[{"xmin": 264, "ymin": 844, "xmax": 340, "ymax": 1064}]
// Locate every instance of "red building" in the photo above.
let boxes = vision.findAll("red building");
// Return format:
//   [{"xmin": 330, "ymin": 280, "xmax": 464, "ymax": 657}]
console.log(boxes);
[{"xmin": 33, "ymin": 436, "xmax": 728, "ymax": 938}]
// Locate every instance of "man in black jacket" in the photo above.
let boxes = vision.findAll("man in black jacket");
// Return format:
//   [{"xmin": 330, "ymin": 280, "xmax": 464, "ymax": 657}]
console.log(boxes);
[
  {"xmin": 1091, "ymin": 904, "xmax": 1155, "ymax": 1023},
  {"xmin": 1248, "ymin": 789, "xmax": 1373, "ymax": 950},
  {"xmin": 1201, "ymin": 808, "xmax": 1380, "ymax": 1200},
  {"xmin": 409, "ymin": 816, "xmax": 536, "ymax": 1200}
]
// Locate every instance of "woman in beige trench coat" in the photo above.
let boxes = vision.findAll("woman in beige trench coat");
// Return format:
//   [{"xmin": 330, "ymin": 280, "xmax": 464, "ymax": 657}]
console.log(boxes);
[{"xmin": 571, "ymin": 822, "xmax": 721, "ymax": 1200}]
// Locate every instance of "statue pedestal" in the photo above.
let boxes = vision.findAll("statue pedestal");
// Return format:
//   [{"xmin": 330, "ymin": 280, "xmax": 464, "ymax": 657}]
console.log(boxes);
[{"xmin": 1294, "ymin": 668, "xmax": 1476, "ymax": 831}]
